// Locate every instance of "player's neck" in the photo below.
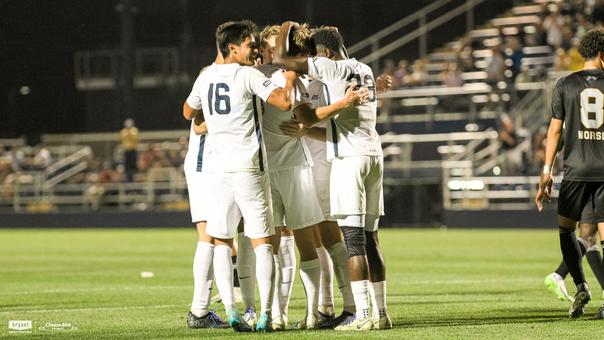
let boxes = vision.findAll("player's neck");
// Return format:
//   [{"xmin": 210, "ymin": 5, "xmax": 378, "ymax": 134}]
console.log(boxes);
[{"xmin": 583, "ymin": 59, "xmax": 604, "ymax": 71}]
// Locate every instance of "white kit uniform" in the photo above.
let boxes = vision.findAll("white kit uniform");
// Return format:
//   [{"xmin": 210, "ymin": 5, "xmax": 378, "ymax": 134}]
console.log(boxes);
[
  {"xmin": 307, "ymin": 57, "xmax": 384, "ymax": 230},
  {"xmin": 303, "ymin": 79, "xmax": 335, "ymax": 221},
  {"xmin": 183, "ymin": 121, "xmax": 211, "ymax": 223},
  {"xmin": 187, "ymin": 62, "xmax": 277, "ymax": 239},
  {"xmin": 256, "ymin": 64, "xmax": 324, "ymax": 229}
]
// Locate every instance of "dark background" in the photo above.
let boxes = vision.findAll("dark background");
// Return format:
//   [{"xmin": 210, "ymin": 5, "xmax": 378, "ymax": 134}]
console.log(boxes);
[{"xmin": 0, "ymin": 0, "xmax": 512, "ymax": 139}]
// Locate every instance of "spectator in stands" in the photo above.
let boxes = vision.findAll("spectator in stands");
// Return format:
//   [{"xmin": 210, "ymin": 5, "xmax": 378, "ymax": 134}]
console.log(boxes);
[
  {"xmin": 407, "ymin": 59, "xmax": 428, "ymax": 86},
  {"xmin": 498, "ymin": 114, "xmax": 521, "ymax": 175},
  {"xmin": 120, "ymin": 118, "xmax": 139, "ymax": 182},
  {"xmin": 441, "ymin": 62, "xmax": 464, "ymax": 87},
  {"xmin": 553, "ymin": 47, "xmax": 570, "ymax": 71},
  {"xmin": 567, "ymin": 37, "xmax": 584, "ymax": 71},
  {"xmin": 507, "ymin": 36, "xmax": 524, "ymax": 81},
  {"xmin": 31, "ymin": 144, "xmax": 52, "ymax": 170},
  {"xmin": 514, "ymin": 64, "xmax": 533, "ymax": 85},
  {"xmin": 485, "ymin": 43, "xmax": 506, "ymax": 84},
  {"xmin": 393, "ymin": 59, "xmax": 409, "ymax": 89},
  {"xmin": 543, "ymin": 5, "xmax": 565, "ymax": 48},
  {"xmin": 574, "ymin": 13, "xmax": 591, "ymax": 39},
  {"xmin": 457, "ymin": 46, "xmax": 475, "ymax": 72}
]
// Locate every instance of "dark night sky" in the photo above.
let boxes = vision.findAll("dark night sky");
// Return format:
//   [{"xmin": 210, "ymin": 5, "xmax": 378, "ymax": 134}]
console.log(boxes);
[{"xmin": 0, "ymin": 0, "xmax": 511, "ymax": 137}]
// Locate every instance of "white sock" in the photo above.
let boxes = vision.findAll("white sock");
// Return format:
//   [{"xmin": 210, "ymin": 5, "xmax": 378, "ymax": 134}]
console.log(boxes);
[
  {"xmin": 279, "ymin": 235, "xmax": 296, "ymax": 316},
  {"xmin": 327, "ymin": 242, "xmax": 355, "ymax": 312},
  {"xmin": 254, "ymin": 244, "xmax": 274, "ymax": 314},
  {"xmin": 271, "ymin": 254, "xmax": 282, "ymax": 318},
  {"xmin": 237, "ymin": 232, "xmax": 256, "ymax": 310},
  {"xmin": 191, "ymin": 242, "xmax": 214, "ymax": 317},
  {"xmin": 299, "ymin": 258, "xmax": 321, "ymax": 318},
  {"xmin": 369, "ymin": 281, "xmax": 378, "ymax": 318},
  {"xmin": 316, "ymin": 247, "xmax": 335, "ymax": 315},
  {"xmin": 371, "ymin": 281, "xmax": 387, "ymax": 316},
  {"xmin": 351, "ymin": 280, "xmax": 371, "ymax": 320},
  {"xmin": 213, "ymin": 244, "xmax": 234, "ymax": 313}
]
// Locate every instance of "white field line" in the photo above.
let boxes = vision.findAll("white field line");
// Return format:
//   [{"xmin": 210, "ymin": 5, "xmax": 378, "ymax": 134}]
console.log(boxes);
[{"xmin": 0, "ymin": 304, "xmax": 188, "ymax": 314}]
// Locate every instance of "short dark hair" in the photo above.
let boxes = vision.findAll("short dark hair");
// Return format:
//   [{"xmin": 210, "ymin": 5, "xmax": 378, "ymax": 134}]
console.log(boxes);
[
  {"xmin": 215, "ymin": 20, "xmax": 257, "ymax": 57},
  {"xmin": 579, "ymin": 27, "xmax": 604, "ymax": 60},
  {"xmin": 311, "ymin": 26, "xmax": 344, "ymax": 55}
]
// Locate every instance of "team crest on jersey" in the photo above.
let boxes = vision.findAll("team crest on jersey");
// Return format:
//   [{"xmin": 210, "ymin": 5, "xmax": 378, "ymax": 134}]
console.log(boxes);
[
  {"xmin": 263, "ymin": 80, "xmax": 272, "ymax": 87},
  {"xmin": 586, "ymin": 75, "xmax": 597, "ymax": 81}
]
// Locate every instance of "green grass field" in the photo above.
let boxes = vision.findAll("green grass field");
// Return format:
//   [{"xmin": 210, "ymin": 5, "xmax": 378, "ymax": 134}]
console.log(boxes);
[{"xmin": 0, "ymin": 228, "xmax": 602, "ymax": 339}]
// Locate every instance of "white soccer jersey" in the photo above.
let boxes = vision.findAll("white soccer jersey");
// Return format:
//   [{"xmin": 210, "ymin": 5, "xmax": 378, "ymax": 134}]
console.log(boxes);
[
  {"xmin": 186, "ymin": 63, "xmax": 278, "ymax": 172},
  {"xmin": 183, "ymin": 121, "xmax": 209, "ymax": 173},
  {"xmin": 257, "ymin": 65, "xmax": 312, "ymax": 172},
  {"xmin": 307, "ymin": 57, "xmax": 383, "ymax": 160}
]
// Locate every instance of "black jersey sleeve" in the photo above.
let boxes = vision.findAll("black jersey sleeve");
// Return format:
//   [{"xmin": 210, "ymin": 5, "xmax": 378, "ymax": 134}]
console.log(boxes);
[{"xmin": 551, "ymin": 78, "xmax": 565, "ymax": 120}]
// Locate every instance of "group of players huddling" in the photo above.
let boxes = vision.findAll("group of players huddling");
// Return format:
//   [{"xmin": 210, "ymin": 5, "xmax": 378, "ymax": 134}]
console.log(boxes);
[{"xmin": 181, "ymin": 20, "xmax": 392, "ymax": 332}]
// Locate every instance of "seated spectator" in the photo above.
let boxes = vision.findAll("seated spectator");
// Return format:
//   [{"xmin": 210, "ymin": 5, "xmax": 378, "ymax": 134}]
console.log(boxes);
[
  {"xmin": 485, "ymin": 43, "xmax": 506, "ymax": 84},
  {"xmin": 31, "ymin": 145, "xmax": 52, "ymax": 170},
  {"xmin": 441, "ymin": 62, "xmax": 464, "ymax": 87},
  {"xmin": 543, "ymin": 5, "xmax": 564, "ymax": 48},
  {"xmin": 566, "ymin": 38, "xmax": 584, "ymax": 71},
  {"xmin": 507, "ymin": 36, "xmax": 523, "ymax": 81},
  {"xmin": 393, "ymin": 59, "xmax": 409, "ymax": 89},
  {"xmin": 406, "ymin": 60, "xmax": 428, "ymax": 86},
  {"xmin": 514, "ymin": 64, "xmax": 533, "ymax": 85}
]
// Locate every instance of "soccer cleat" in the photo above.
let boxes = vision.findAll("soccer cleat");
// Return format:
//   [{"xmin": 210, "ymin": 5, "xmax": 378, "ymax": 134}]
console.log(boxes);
[
  {"xmin": 334, "ymin": 314, "xmax": 373, "ymax": 331},
  {"xmin": 374, "ymin": 312, "xmax": 393, "ymax": 329},
  {"xmin": 317, "ymin": 310, "xmax": 335, "ymax": 325},
  {"xmin": 243, "ymin": 307, "xmax": 257, "ymax": 330},
  {"xmin": 297, "ymin": 313, "xmax": 319, "ymax": 330},
  {"xmin": 255, "ymin": 312, "xmax": 272, "ymax": 332},
  {"xmin": 318, "ymin": 310, "xmax": 354, "ymax": 329},
  {"xmin": 569, "ymin": 286, "xmax": 591, "ymax": 319},
  {"xmin": 593, "ymin": 304, "xmax": 604, "ymax": 319},
  {"xmin": 187, "ymin": 311, "xmax": 229, "ymax": 329},
  {"xmin": 271, "ymin": 315, "xmax": 286, "ymax": 331},
  {"xmin": 544, "ymin": 273, "xmax": 573, "ymax": 302},
  {"xmin": 227, "ymin": 310, "xmax": 252, "ymax": 332}
]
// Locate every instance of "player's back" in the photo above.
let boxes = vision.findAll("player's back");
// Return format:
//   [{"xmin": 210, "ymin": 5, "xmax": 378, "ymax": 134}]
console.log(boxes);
[
  {"xmin": 255, "ymin": 64, "xmax": 312, "ymax": 171},
  {"xmin": 554, "ymin": 69, "xmax": 604, "ymax": 180},
  {"xmin": 308, "ymin": 57, "xmax": 382, "ymax": 160},
  {"xmin": 198, "ymin": 63, "xmax": 274, "ymax": 172}
]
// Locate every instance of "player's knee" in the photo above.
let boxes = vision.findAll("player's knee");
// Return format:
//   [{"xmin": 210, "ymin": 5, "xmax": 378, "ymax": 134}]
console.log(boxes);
[{"xmin": 341, "ymin": 226, "xmax": 366, "ymax": 257}]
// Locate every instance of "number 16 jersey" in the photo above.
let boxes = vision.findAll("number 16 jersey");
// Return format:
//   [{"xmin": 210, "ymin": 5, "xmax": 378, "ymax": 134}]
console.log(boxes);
[
  {"xmin": 186, "ymin": 63, "xmax": 279, "ymax": 173},
  {"xmin": 307, "ymin": 57, "xmax": 383, "ymax": 160},
  {"xmin": 552, "ymin": 69, "xmax": 604, "ymax": 181}
]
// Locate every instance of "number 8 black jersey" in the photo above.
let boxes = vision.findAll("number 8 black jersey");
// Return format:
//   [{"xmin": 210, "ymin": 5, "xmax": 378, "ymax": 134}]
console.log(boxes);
[{"xmin": 552, "ymin": 69, "xmax": 604, "ymax": 181}]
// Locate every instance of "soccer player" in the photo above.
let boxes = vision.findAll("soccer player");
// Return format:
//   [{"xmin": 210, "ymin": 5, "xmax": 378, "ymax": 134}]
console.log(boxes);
[
  {"xmin": 536, "ymin": 27, "xmax": 604, "ymax": 319},
  {"xmin": 186, "ymin": 20, "xmax": 294, "ymax": 332},
  {"xmin": 273, "ymin": 22, "xmax": 391, "ymax": 330},
  {"xmin": 544, "ymin": 204, "xmax": 604, "ymax": 302},
  {"xmin": 257, "ymin": 24, "xmax": 367, "ymax": 330},
  {"xmin": 182, "ymin": 52, "xmax": 228, "ymax": 329}
]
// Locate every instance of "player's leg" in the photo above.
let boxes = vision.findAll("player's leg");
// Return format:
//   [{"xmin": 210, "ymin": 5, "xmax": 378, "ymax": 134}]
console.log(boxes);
[
  {"xmin": 364, "ymin": 156, "xmax": 391, "ymax": 329},
  {"xmin": 580, "ymin": 222, "xmax": 604, "ymax": 297},
  {"xmin": 205, "ymin": 173, "xmax": 251, "ymax": 331},
  {"xmin": 314, "ymin": 175, "xmax": 356, "ymax": 325},
  {"xmin": 293, "ymin": 225, "xmax": 321, "ymax": 329},
  {"xmin": 313, "ymin": 227, "xmax": 335, "ymax": 320},
  {"xmin": 557, "ymin": 180, "xmax": 591, "ymax": 318},
  {"xmin": 236, "ymin": 172, "xmax": 275, "ymax": 331},
  {"xmin": 237, "ymin": 221, "xmax": 258, "ymax": 329},
  {"xmin": 279, "ymin": 226, "xmax": 296, "ymax": 322},
  {"xmin": 591, "ymin": 182, "xmax": 604, "ymax": 319},
  {"xmin": 269, "ymin": 226, "xmax": 285, "ymax": 330}
]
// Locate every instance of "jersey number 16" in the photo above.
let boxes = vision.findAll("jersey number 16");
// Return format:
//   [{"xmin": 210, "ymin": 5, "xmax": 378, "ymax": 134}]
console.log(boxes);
[{"xmin": 207, "ymin": 83, "xmax": 231, "ymax": 115}]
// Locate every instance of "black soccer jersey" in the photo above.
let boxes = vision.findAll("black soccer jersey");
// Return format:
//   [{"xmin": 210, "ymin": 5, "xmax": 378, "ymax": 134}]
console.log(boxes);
[{"xmin": 551, "ymin": 69, "xmax": 604, "ymax": 181}]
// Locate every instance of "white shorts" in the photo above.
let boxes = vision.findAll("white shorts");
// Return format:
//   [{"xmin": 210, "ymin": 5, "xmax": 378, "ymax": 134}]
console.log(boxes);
[
  {"xmin": 270, "ymin": 166, "xmax": 325, "ymax": 229},
  {"xmin": 206, "ymin": 172, "xmax": 274, "ymax": 240},
  {"xmin": 184, "ymin": 170, "xmax": 210, "ymax": 223},
  {"xmin": 330, "ymin": 155, "xmax": 384, "ymax": 219}
]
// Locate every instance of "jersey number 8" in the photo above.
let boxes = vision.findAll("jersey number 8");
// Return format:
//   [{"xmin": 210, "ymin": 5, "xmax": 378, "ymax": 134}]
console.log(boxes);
[
  {"xmin": 579, "ymin": 88, "xmax": 604, "ymax": 129},
  {"xmin": 207, "ymin": 83, "xmax": 231, "ymax": 115}
]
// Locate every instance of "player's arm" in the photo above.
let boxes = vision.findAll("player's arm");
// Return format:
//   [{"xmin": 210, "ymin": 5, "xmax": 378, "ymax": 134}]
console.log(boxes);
[
  {"xmin": 279, "ymin": 121, "xmax": 327, "ymax": 141},
  {"xmin": 264, "ymin": 71, "xmax": 296, "ymax": 111},
  {"xmin": 535, "ymin": 117, "xmax": 563, "ymax": 211},
  {"xmin": 272, "ymin": 21, "xmax": 309, "ymax": 74},
  {"xmin": 292, "ymin": 82, "xmax": 368, "ymax": 126},
  {"xmin": 193, "ymin": 110, "xmax": 207, "ymax": 135},
  {"xmin": 183, "ymin": 101, "xmax": 198, "ymax": 120}
]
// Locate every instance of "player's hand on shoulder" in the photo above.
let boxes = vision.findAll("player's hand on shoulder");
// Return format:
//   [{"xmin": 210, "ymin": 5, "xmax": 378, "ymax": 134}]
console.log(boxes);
[
  {"xmin": 279, "ymin": 120, "xmax": 305, "ymax": 138},
  {"xmin": 283, "ymin": 70, "xmax": 298, "ymax": 82},
  {"xmin": 376, "ymin": 73, "xmax": 393, "ymax": 93},
  {"xmin": 344, "ymin": 81, "xmax": 369, "ymax": 106},
  {"xmin": 535, "ymin": 173, "xmax": 553, "ymax": 212},
  {"xmin": 282, "ymin": 21, "xmax": 299, "ymax": 27}
]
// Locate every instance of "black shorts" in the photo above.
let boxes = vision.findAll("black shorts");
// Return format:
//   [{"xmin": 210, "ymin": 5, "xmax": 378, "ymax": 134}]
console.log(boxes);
[{"xmin": 558, "ymin": 180, "xmax": 604, "ymax": 223}]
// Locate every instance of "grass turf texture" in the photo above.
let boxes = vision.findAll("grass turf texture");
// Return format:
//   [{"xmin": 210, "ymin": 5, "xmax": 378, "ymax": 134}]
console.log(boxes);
[{"xmin": 0, "ymin": 228, "xmax": 601, "ymax": 339}]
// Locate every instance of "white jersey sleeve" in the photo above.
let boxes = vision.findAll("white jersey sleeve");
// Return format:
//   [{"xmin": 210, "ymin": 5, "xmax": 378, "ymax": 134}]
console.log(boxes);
[
  {"xmin": 186, "ymin": 75, "xmax": 204, "ymax": 110},
  {"xmin": 243, "ymin": 67, "xmax": 279, "ymax": 102},
  {"xmin": 307, "ymin": 57, "xmax": 353, "ymax": 82}
]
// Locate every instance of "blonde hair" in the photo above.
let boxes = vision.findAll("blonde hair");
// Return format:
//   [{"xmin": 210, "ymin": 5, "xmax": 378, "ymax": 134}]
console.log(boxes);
[{"xmin": 260, "ymin": 24, "xmax": 313, "ymax": 56}]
